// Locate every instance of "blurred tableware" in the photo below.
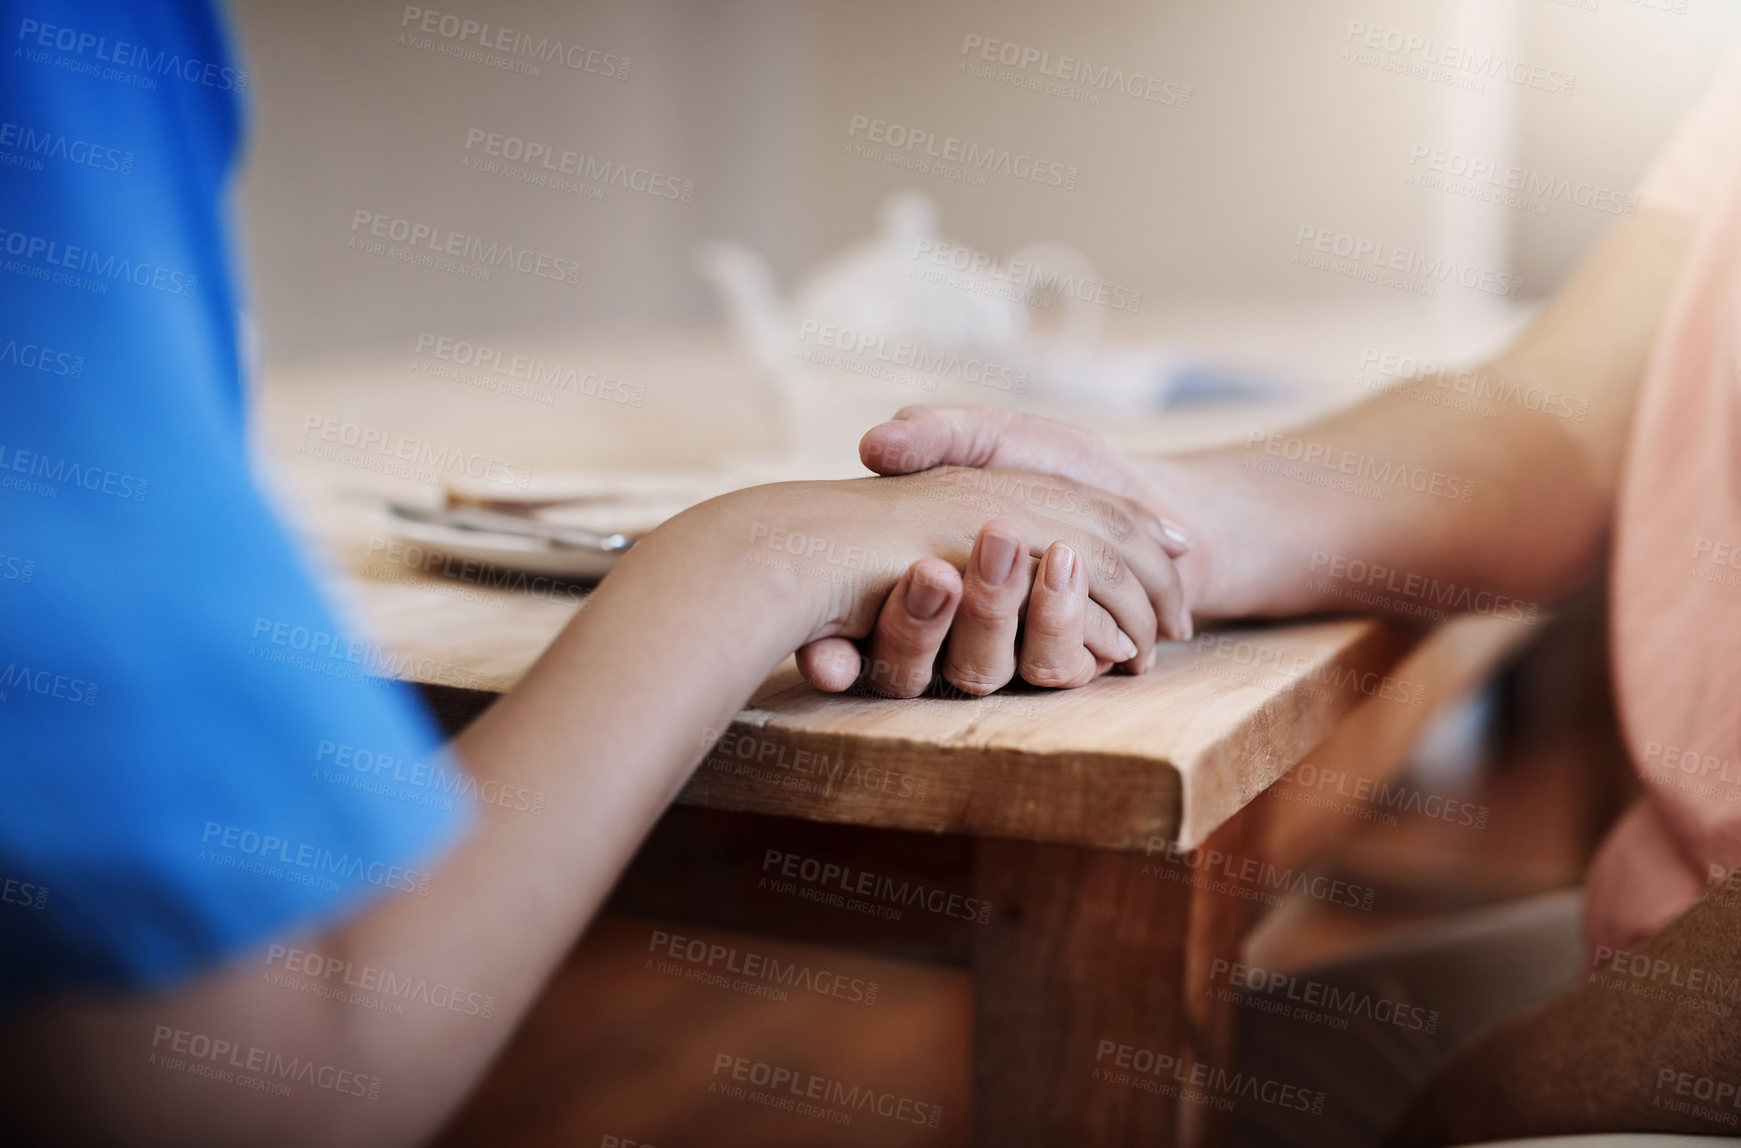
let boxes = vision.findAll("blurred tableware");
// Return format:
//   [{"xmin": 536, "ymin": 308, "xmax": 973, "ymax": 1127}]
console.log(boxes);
[
  {"xmin": 698, "ymin": 190, "xmax": 1292, "ymax": 466},
  {"xmin": 377, "ymin": 464, "xmax": 787, "ymax": 580}
]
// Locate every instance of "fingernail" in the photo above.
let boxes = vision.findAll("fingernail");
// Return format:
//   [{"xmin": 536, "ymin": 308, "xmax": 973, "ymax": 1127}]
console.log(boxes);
[
  {"xmin": 978, "ymin": 532, "xmax": 1020, "ymax": 586},
  {"xmin": 906, "ymin": 576, "xmax": 948, "ymax": 620},
  {"xmin": 1044, "ymin": 544, "xmax": 1075, "ymax": 591},
  {"xmin": 1160, "ymin": 519, "xmax": 1192, "ymax": 552},
  {"xmin": 1116, "ymin": 630, "xmax": 1139, "ymax": 660},
  {"xmin": 1176, "ymin": 604, "xmax": 1194, "ymax": 641}
]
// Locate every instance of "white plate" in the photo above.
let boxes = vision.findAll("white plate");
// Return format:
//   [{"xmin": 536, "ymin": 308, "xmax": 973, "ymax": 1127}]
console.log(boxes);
[
  {"xmin": 379, "ymin": 467, "xmax": 775, "ymax": 581},
  {"xmin": 384, "ymin": 454, "xmax": 864, "ymax": 582},
  {"xmin": 381, "ymin": 510, "xmax": 625, "ymax": 580}
]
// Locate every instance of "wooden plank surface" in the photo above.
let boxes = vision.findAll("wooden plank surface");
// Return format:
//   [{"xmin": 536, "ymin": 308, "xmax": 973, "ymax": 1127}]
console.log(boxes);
[
  {"xmin": 256, "ymin": 334, "xmax": 1532, "ymax": 852},
  {"xmin": 684, "ymin": 618, "xmax": 1421, "ymax": 850}
]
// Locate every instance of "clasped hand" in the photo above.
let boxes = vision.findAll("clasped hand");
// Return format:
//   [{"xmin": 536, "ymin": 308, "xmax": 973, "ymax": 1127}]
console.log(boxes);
[{"xmin": 676, "ymin": 406, "xmax": 1195, "ymax": 698}]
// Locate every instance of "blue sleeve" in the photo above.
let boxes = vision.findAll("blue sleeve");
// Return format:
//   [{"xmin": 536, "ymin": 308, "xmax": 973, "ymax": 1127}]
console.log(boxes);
[{"xmin": 0, "ymin": 0, "xmax": 471, "ymax": 1008}]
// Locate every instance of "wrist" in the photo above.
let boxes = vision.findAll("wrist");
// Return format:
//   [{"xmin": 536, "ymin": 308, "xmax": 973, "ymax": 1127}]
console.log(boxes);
[
  {"xmin": 1140, "ymin": 454, "xmax": 1241, "ymax": 618},
  {"xmin": 1143, "ymin": 448, "xmax": 1322, "ymax": 620},
  {"xmin": 642, "ymin": 488, "xmax": 847, "ymax": 654}
]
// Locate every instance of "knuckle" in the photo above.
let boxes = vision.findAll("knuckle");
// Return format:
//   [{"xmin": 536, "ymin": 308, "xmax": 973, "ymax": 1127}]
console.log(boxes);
[
  {"xmin": 957, "ymin": 588, "xmax": 1020, "ymax": 625},
  {"xmin": 1087, "ymin": 538, "xmax": 1125, "ymax": 585},
  {"xmin": 1020, "ymin": 658, "xmax": 1078, "ymax": 689},
  {"xmin": 1023, "ymin": 614, "xmax": 1075, "ymax": 643},
  {"xmin": 943, "ymin": 660, "xmax": 1009, "ymax": 696},
  {"xmin": 878, "ymin": 618, "xmax": 939, "ymax": 659}
]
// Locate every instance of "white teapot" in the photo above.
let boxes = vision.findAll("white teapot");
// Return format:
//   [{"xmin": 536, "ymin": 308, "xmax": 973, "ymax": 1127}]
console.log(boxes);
[{"xmin": 699, "ymin": 192, "xmax": 1167, "ymax": 471}]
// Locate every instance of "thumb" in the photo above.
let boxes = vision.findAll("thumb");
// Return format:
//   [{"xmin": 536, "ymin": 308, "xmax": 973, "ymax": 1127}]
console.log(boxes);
[
  {"xmin": 795, "ymin": 637, "xmax": 864, "ymax": 693},
  {"xmin": 861, "ymin": 405, "xmax": 1134, "ymax": 494},
  {"xmin": 859, "ymin": 405, "xmax": 1016, "ymax": 475}
]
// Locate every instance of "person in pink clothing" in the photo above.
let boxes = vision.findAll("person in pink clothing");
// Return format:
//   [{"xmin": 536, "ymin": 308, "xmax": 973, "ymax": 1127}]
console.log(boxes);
[{"xmin": 795, "ymin": 46, "xmax": 1741, "ymax": 1148}]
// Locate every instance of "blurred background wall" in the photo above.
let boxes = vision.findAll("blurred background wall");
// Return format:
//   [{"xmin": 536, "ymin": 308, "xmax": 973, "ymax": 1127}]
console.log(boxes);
[{"xmin": 229, "ymin": 0, "xmax": 1741, "ymax": 368}]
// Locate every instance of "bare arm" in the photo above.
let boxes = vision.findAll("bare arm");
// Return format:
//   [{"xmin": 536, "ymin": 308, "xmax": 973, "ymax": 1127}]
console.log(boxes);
[
  {"xmin": 828, "ymin": 212, "xmax": 1718, "ymax": 1143},
  {"xmin": 849, "ymin": 209, "xmax": 1695, "ymax": 626},
  {"xmin": 0, "ymin": 470, "xmax": 1176, "ymax": 1148},
  {"xmin": 1156, "ymin": 209, "xmax": 1694, "ymax": 619},
  {"xmin": 0, "ymin": 495, "xmax": 821, "ymax": 1148}
]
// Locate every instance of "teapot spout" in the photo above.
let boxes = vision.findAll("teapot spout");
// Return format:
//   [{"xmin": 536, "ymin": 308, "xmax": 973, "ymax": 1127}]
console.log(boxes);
[{"xmin": 697, "ymin": 242, "xmax": 796, "ymax": 384}]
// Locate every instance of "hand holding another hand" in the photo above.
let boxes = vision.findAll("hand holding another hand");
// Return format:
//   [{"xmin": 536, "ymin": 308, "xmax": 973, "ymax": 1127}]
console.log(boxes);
[
  {"xmin": 798, "ymin": 517, "xmax": 1151, "ymax": 698},
  {"xmin": 785, "ymin": 406, "xmax": 1200, "ymax": 697},
  {"xmin": 658, "ymin": 462, "xmax": 1187, "ymax": 697}
]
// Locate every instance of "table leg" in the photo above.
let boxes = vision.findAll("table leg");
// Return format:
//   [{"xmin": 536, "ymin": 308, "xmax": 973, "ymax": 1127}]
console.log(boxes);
[
  {"xmin": 973, "ymin": 837, "xmax": 1187, "ymax": 1145},
  {"xmin": 972, "ymin": 814, "xmax": 1267, "ymax": 1148}
]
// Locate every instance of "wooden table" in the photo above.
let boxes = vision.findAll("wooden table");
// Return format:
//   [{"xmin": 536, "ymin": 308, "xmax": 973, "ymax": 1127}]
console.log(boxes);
[{"xmin": 256, "ymin": 323, "xmax": 1532, "ymax": 1147}]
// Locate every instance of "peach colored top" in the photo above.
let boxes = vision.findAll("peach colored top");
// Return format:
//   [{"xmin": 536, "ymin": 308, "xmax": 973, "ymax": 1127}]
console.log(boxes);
[{"xmin": 1613, "ymin": 47, "xmax": 1741, "ymax": 890}]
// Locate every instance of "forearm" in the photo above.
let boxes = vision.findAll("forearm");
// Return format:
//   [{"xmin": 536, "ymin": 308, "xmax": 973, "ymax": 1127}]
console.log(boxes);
[
  {"xmin": 338, "ymin": 512, "xmax": 820, "ymax": 1128},
  {"xmin": 1156, "ymin": 210, "xmax": 1694, "ymax": 621},
  {"xmin": 0, "ymin": 506, "xmax": 816, "ymax": 1148},
  {"xmin": 1152, "ymin": 384, "xmax": 1598, "ymax": 619},
  {"xmin": 3, "ymin": 465, "xmax": 1173, "ymax": 1146}
]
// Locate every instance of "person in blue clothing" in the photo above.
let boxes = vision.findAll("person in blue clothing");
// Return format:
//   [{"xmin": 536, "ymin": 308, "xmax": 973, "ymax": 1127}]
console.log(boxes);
[{"xmin": 0, "ymin": 3, "xmax": 1187, "ymax": 1143}]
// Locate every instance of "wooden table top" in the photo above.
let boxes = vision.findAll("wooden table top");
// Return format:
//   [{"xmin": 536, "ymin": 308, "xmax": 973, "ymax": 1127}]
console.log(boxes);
[{"xmin": 254, "ymin": 323, "xmax": 1531, "ymax": 850}]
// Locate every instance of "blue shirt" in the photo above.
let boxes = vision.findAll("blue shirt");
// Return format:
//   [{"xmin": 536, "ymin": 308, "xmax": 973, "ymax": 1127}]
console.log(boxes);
[{"xmin": 0, "ymin": 0, "xmax": 469, "ymax": 1007}]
